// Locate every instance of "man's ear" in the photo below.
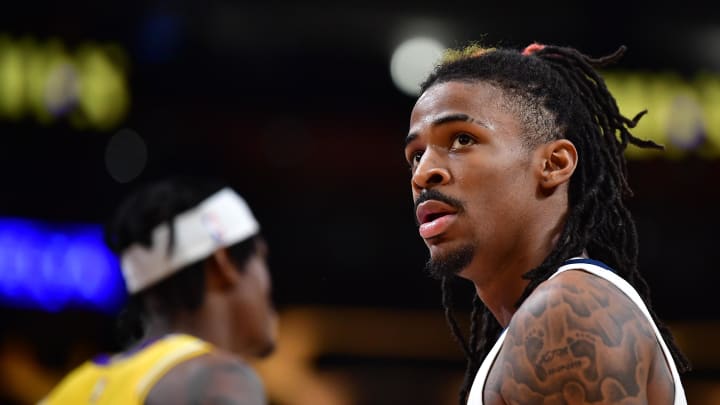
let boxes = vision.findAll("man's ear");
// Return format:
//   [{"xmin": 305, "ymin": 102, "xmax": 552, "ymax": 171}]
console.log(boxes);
[
  {"xmin": 537, "ymin": 139, "xmax": 578, "ymax": 191},
  {"xmin": 205, "ymin": 248, "xmax": 239, "ymax": 291}
]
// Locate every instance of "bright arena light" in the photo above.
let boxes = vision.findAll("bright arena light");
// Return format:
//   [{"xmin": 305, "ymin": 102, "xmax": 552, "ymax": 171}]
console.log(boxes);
[{"xmin": 390, "ymin": 37, "xmax": 445, "ymax": 96}]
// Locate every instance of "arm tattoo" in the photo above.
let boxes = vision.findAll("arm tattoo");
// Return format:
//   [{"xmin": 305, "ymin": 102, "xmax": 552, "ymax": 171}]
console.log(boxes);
[
  {"xmin": 487, "ymin": 274, "xmax": 663, "ymax": 404},
  {"xmin": 186, "ymin": 362, "xmax": 266, "ymax": 405}
]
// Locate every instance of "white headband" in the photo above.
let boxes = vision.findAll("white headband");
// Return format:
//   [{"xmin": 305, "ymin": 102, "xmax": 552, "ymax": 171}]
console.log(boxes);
[{"xmin": 120, "ymin": 187, "xmax": 260, "ymax": 294}]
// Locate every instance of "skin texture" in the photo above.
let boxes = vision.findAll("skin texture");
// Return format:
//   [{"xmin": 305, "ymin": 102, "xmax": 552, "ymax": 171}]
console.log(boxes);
[
  {"xmin": 142, "ymin": 239, "xmax": 277, "ymax": 404},
  {"xmin": 484, "ymin": 271, "xmax": 674, "ymax": 405},
  {"xmin": 406, "ymin": 81, "xmax": 676, "ymax": 404}
]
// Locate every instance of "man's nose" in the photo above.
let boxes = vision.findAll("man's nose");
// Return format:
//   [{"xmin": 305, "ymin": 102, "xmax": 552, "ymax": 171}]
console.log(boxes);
[{"xmin": 411, "ymin": 150, "xmax": 451, "ymax": 193}]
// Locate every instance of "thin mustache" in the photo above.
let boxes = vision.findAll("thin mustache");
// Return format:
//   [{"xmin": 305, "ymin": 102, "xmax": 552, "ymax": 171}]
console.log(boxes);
[{"xmin": 413, "ymin": 189, "xmax": 464, "ymax": 218}]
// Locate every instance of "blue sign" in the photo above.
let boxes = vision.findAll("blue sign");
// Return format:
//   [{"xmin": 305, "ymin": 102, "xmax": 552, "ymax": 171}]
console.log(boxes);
[{"xmin": 0, "ymin": 218, "xmax": 126, "ymax": 314}]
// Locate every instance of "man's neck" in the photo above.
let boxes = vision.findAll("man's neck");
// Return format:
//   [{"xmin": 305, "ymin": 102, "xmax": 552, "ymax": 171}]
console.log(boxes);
[
  {"xmin": 140, "ymin": 299, "xmax": 251, "ymax": 360},
  {"xmin": 141, "ymin": 310, "xmax": 214, "ymax": 346},
  {"xmin": 469, "ymin": 208, "xmax": 567, "ymax": 327},
  {"xmin": 472, "ymin": 264, "xmax": 531, "ymax": 327}
]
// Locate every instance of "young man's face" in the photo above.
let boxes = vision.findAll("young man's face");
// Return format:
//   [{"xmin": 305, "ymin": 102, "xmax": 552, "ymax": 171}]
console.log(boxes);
[
  {"xmin": 229, "ymin": 239, "xmax": 277, "ymax": 358},
  {"xmin": 405, "ymin": 80, "xmax": 542, "ymax": 281}
]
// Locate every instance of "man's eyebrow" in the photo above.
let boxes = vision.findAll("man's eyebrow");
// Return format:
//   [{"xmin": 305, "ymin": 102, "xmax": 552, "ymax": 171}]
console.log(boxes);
[
  {"xmin": 404, "ymin": 133, "xmax": 418, "ymax": 148},
  {"xmin": 432, "ymin": 113, "xmax": 488, "ymax": 128},
  {"xmin": 405, "ymin": 113, "xmax": 490, "ymax": 146}
]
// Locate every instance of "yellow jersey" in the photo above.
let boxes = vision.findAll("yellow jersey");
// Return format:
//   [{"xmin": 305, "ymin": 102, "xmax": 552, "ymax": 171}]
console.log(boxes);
[{"xmin": 41, "ymin": 334, "xmax": 212, "ymax": 405}]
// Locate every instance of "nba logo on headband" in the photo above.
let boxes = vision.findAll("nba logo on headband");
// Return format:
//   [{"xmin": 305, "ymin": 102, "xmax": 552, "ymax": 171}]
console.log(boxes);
[
  {"xmin": 120, "ymin": 188, "xmax": 260, "ymax": 294},
  {"xmin": 201, "ymin": 211, "xmax": 226, "ymax": 245}
]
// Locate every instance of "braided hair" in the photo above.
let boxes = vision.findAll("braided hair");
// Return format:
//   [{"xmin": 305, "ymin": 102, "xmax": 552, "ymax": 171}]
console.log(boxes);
[{"xmin": 420, "ymin": 44, "xmax": 691, "ymax": 404}]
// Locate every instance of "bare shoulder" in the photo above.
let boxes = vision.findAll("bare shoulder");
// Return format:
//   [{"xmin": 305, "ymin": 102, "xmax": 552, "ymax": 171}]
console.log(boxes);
[
  {"xmin": 146, "ymin": 351, "xmax": 266, "ymax": 405},
  {"xmin": 484, "ymin": 269, "xmax": 673, "ymax": 405}
]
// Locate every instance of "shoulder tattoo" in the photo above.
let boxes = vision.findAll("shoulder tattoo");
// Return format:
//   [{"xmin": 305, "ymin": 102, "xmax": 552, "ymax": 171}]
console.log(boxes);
[{"xmin": 491, "ymin": 274, "xmax": 660, "ymax": 404}]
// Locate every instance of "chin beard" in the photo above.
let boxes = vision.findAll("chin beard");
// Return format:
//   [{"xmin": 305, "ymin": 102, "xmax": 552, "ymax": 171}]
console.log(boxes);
[{"xmin": 424, "ymin": 244, "xmax": 475, "ymax": 280}]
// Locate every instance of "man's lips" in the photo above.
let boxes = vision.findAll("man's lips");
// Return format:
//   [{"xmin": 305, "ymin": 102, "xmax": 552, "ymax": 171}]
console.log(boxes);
[
  {"xmin": 416, "ymin": 200, "xmax": 458, "ymax": 224},
  {"xmin": 416, "ymin": 200, "xmax": 459, "ymax": 239}
]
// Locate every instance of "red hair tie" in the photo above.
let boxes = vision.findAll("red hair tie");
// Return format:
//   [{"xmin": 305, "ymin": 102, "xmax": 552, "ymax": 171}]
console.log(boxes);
[{"xmin": 522, "ymin": 43, "xmax": 545, "ymax": 56}]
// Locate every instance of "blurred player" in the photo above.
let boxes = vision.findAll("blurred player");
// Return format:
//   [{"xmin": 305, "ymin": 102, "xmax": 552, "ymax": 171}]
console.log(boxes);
[{"xmin": 43, "ymin": 178, "xmax": 276, "ymax": 404}]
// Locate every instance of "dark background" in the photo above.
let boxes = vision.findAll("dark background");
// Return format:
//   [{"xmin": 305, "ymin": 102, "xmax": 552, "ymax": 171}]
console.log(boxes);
[
  {"xmin": 0, "ymin": 1, "xmax": 719, "ymax": 403},
  {"xmin": 1, "ymin": 0, "xmax": 717, "ymax": 316}
]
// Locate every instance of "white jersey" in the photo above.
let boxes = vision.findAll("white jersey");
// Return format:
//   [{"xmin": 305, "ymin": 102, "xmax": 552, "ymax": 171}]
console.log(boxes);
[{"xmin": 466, "ymin": 258, "xmax": 687, "ymax": 405}]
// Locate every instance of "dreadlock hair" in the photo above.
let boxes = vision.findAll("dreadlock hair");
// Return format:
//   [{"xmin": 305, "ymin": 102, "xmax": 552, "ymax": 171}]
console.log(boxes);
[
  {"xmin": 106, "ymin": 177, "xmax": 259, "ymax": 347},
  {"xmin": 420, "ymin": 43, "xmax": 691, "ymax": 404}
]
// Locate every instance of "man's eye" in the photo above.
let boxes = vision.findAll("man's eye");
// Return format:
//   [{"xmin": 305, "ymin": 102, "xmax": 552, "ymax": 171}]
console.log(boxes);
[
  {"xmin": 451, "ymin": 133, "xmax": 475, "ymax": 149},
  {"xmin": 412, "ymin": 151, "xmax": 423, "ymax": 164}
]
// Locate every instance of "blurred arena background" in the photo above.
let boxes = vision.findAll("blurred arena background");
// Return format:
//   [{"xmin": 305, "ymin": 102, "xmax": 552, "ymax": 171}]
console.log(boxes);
[{"xmin": 1, "ymin": 1, "xmax": 719, "ymax": 404}]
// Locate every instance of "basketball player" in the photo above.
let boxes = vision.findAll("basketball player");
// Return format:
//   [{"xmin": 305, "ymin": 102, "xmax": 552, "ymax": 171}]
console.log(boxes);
[
  {"xmin": 404, "ymin": 44, "xmax": 690, "ymax": 404},
  {"xmin": 42, "ymin": 178, "xmax": 276, "ymax": 404}
]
